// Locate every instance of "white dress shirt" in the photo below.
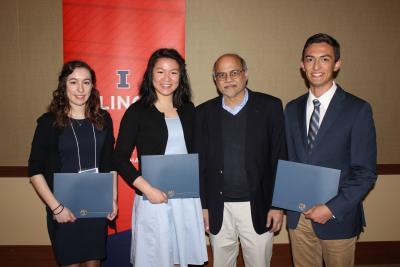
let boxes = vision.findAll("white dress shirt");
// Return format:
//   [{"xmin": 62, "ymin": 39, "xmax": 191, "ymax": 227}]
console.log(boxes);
[{"xmin": 306, "ymin": 82, "xmax": 337, "ymax": 134}]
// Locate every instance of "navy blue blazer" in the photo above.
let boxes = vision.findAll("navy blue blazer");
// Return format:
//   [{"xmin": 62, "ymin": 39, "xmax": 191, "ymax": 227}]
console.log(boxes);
[
  {"xmin": 284, "ymin": 86, "xmax": 377, "ymax": 239},
  {"xmin": 195, "ymin": 89, "xmax": 287, "ymax": 235}
]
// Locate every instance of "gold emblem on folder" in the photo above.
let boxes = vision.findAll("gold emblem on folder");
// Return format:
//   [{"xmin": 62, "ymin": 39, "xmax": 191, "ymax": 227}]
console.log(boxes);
[
  {"xmin": 298, "ymin": 203, "xmax": 306, "ymax": 211},
  {"xmin": 80, "ymin": 209, "xmax": 88, "ymax": 216},
  {"xmin": 167, "ymin": 190, "xmax": 176, "ymax": 198}
]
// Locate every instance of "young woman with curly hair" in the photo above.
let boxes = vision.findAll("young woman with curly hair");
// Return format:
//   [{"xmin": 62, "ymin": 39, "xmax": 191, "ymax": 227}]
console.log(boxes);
[{"xmin": 28, "ymin": 60, "xmax": 117, "ymax": 267}]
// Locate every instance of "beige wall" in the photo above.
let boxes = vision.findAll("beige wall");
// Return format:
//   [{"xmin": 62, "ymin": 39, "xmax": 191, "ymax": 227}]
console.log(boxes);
[
  {"xmin": 0, "ymin": 0, "xmax": 399, "ymax": 165},
  {"xmin": 186, "ymin": 0, "xmax": 400, "ymax": 163},
  {"xmin": 0, "ymin": 0, "xmax": 62, "ymax": 165},
  {"xmin": 0, "ymin": 0, "xmax": 399, "ymax": 245},
  {"xmin": 1, "ymin": 178, "xmax": 49, "ymax": 245},
  {"xmin": 1, "ymin": 175, "xmax": 398, "ymax": 245}
]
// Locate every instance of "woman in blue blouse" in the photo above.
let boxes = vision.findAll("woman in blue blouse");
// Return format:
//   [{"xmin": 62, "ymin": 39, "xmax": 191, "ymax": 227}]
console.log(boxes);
[{"xmin": 114, "ymin": 48, "xmax": 207, "ymax": 267}]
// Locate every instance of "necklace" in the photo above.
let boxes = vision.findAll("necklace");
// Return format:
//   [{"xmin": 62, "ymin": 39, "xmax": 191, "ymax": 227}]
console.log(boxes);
[
  {"xmin": 71, "ymin": 118, "xmax": 84, "ymax": 127},
  {"xmin": 69, "ymin": 110, "xmax": 85, "ymax": 127},
  {"xmin": 69, "ymin": 118, "xmax": 97, "ymax": 172}
]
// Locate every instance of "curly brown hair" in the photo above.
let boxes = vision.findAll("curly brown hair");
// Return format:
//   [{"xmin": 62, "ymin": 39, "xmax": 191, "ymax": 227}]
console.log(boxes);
[{"xmin": 48, "ymin": 60, "xmax": 104, "ymax": 129}]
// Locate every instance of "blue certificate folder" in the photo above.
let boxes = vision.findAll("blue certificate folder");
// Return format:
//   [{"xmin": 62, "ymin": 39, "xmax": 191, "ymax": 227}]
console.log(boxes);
[
  {"xmin": 141, "ymin": 154, "xmax": 200, "ymax": 199},
  {"xmin": 272, "ymin": 160, "xmax": 341, "ymax": 212},
  {"xmin": 54, "ymin": 173, "xmax": 113, "ymax": 218}
]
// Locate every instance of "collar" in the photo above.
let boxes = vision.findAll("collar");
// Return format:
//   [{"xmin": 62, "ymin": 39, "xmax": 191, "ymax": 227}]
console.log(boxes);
[
  {"xmin": 307, "ymin": 82, "xmax": 337, "ymax": 108},
  {"xmin": 222, "ymin": 88, "xmax": 249, "ymax": 115}
]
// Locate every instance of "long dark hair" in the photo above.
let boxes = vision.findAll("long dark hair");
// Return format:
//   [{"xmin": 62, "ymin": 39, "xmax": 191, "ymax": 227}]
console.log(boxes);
[
  {"xmin": 48, "ymin": 60, "xmax": 104, "ymax": 129},
  {"xmin": 139, "ymin": 48, "xmax": 192, "ymax": 107}
]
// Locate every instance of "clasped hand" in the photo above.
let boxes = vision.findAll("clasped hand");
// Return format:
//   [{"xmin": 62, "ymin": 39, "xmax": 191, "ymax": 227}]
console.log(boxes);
[
  {"xmin": 145, "ymin": 186, "xmax": 168, "ymax": 204},
  {"xmin": 54, "ymin": 206, "xmax": 76, "ymax": 223},
  {"xmin": 303, "ymin": 204, "xmax": 333, "ymax": 224}
]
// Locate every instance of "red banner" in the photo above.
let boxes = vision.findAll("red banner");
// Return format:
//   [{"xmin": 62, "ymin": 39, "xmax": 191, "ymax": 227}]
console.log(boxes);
[{"xmin": 63, "ymin": 0, "xmax": 185, "ymax": 234}]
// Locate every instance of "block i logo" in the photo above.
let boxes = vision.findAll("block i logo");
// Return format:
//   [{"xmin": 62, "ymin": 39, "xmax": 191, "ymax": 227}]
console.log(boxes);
[{"xmin": 116, "ymin": 70, "xmax": 130, "ymax": 89}]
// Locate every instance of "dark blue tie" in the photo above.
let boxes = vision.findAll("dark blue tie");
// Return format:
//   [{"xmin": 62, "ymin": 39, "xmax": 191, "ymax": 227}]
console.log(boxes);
[{"xmin": 307, "ymin": 99, "xmax": 321, "ymax": 151}]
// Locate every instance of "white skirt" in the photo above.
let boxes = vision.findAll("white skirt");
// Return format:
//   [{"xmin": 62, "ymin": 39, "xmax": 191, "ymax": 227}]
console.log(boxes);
[{"xmin": 131, "ymin": 195, "xmax": 208, "ymax": 267}]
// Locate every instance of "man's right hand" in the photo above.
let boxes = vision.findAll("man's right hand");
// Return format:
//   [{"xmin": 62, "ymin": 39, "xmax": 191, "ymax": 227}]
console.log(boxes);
[{"xmin": 203, "ymin": 209, "xmax": 210, "ymax": 234}]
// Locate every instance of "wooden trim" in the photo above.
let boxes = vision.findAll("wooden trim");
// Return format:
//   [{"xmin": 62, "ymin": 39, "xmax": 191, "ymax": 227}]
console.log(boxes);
[
  {"xmin": 355, "ymin": 241, "xmax": 400, "ymax": 264},
  {"xmin": 271, "ymin": 241, "xmax": 400, "ymax": 265},
  {"xmin": 0, "ymin": 245, "xmax": 56, "ymax": 267},
  {"xmin": 1, "ymin": 241, "xmax": 399, "ymax": 266},
  {"xmin": 0, "ymin": 166, "xmax": 28, "ymax": 177},
  {"xmin": 377, "ymin": 164, "xmax": 400, "ymax": 175},
  {"xmin": 271, "ymin": 243, "xmax": 293, "ymax": 266},
  {"xmin": 1, "ymin": 164, "xmax": 400, "ymax": 178}
]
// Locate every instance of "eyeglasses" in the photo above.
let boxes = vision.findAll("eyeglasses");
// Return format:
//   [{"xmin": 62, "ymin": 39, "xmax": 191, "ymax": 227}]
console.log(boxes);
[{"xmin": 214, "ymin": 69, "xmax": 245, "ymax": 81}]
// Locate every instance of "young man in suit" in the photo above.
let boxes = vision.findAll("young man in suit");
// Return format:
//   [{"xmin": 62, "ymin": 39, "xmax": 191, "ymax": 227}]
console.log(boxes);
[
  {"xmin": 285, "ymin": 33, "xmax": 377, "ymax": 267},
  {"xmin": 195, "ymin": 53, "xmax": 286, "ymax": 267}
]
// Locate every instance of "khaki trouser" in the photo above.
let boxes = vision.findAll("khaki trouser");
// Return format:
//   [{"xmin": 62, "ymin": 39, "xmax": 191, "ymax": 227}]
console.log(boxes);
[{"xmin": 289, "ymin": 214, "xmax": 357, "ymax": 267}]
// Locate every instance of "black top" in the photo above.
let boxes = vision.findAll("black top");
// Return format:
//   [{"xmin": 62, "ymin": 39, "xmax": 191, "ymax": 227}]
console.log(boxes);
[
  {"xmin": 222, "ymin": 106, "xmax": 249, "ymax": 201},
  {"xmin": 28, "ymin": 110, "xmax": 115, "ymax": 265},
  {"xmin": 114, "ymin": 100, "xmax": 195, "ymax": 194},
  {"xmin": 59, "ymin": 119, "xmax": 106, "ymax": 172},
  {"xmin": 195, "ymin": 89, "xmax": 287, "ymax": 234},
  {"xmin": 28, "ymin": 110, "xmax": 115, "ymax": 192}
]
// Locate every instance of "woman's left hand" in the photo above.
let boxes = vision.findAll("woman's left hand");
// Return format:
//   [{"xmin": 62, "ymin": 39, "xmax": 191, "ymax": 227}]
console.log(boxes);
[{"xmin": 107, "ymin": 200, "xmax": 118, "ymax": 221}]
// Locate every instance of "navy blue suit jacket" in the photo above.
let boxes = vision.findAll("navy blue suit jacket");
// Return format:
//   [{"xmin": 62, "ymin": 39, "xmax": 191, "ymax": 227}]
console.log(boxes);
[{"xmin": 284, "ymin": 86, "xmax": 377, "ymax": 239}]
